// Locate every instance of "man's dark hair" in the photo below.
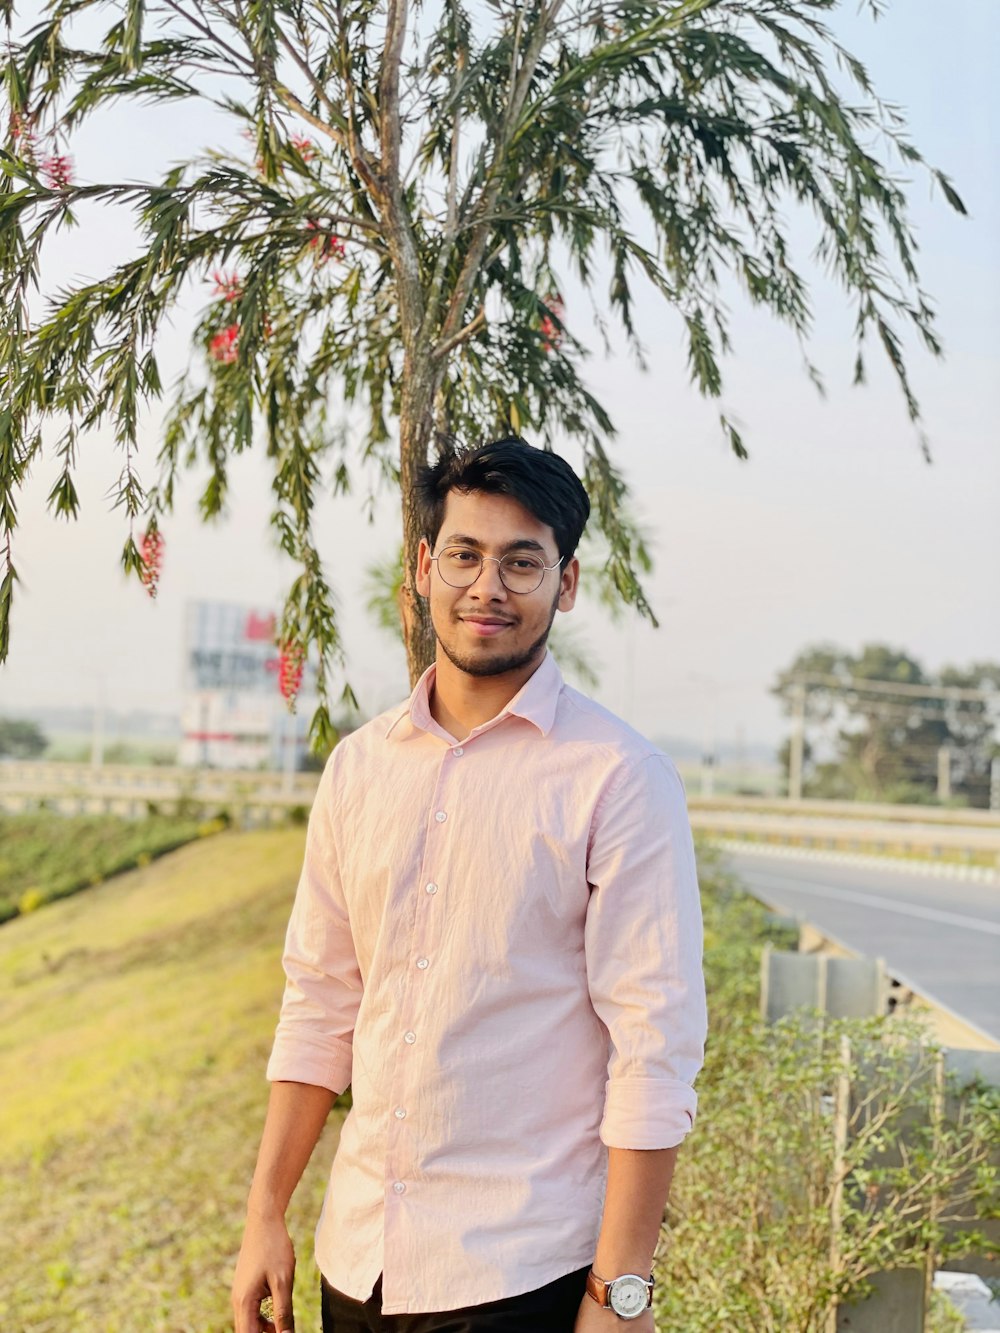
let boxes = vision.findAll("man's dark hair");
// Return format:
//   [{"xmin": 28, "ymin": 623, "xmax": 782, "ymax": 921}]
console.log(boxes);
[{"xmin": 416, "ymin": 437, "xmax": 591, "ymax": 563}]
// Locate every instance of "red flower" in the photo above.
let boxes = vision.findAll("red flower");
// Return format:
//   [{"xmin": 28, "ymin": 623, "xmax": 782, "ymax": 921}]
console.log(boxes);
[
  {"xmin": 305, "ymin": 218, "xmax": 346, "ymax": 265},
  {"xmin": 290, "ymin": 133, "xmax": 316, "ymax": 162},
  {"xmin": 139, "ymin": 528, "xmax": 164, "ymax": 599},
  {"xmin": 211, "ymin": 269, "xmax": 243, "ymax": 302},
  {"xmin": 278, "ymin": 642, "xmax": 305, "ymax": 703},
  {"xmin": 40, "ymin": 154, "xmax": 74, "ymax": 189},
  {"xmin": 210, "ymin": 322, "xmax": 240, "ymax": 364},
  {"xmin": 540, "ymin": 292, "xmax": 565, "ymax": 353},
  {"xmin": 10, "ymin": 112, "xmax": 36, "ymax": 157}
]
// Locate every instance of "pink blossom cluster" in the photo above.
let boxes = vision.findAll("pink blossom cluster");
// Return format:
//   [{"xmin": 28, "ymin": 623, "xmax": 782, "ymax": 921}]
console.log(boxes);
[
  {"xmin": 539, "ymin": 292, "xmax": 565, "ymax": 353},
  {"xmin": 210, "ymin": 322, "xmax": 240, "ymax": 364},
  {"xmin": 139, "ymin": 528, "xmax": 165, "ymax": 599},
  {"xmin": 211, "ymin": 269, "xmax": 243, "ymax": 303},
  {"xmin": 305, "ymin": 218, "xmax": 346, "ymax": 265},
  {"xmin": 290, "ymin": 133, "xmax": 316, "ymax": 162},
  {"xmin": 278, "ymin": 642, "xmax": 305, "ymax": 702},
  {"xmin": 9, "ymin": 111, "xmax": 76, "ymax": 188}
]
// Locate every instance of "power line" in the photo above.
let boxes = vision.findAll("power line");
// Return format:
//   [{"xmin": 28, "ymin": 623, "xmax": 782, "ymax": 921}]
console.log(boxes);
[{"xmin": 778, "ymin": 672, "xmax": 997, "ymax": 704}]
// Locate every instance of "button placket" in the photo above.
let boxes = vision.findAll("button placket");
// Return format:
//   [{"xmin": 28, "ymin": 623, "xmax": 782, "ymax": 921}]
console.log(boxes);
[{"xmin": 386, "ymin": 740, "xmax": 453, "ymax": 1204}]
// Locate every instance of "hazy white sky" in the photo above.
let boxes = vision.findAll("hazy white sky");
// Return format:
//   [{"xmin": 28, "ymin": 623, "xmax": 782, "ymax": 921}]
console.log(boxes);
[{"xmin": 1, "ymin": 1, "xmax": 998, "ymax": 754}]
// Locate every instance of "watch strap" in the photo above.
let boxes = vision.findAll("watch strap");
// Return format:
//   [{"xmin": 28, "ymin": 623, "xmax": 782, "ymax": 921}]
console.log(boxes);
[{"xmin": 586, "ymin": 1269, "xmax": 613, "ymax": 1307}]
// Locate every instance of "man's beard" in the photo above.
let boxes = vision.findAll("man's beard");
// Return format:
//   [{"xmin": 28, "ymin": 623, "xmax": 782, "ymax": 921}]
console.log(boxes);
[{"xmin": 434, "ymin": 595, "xmax": 559, "ymax": 679}]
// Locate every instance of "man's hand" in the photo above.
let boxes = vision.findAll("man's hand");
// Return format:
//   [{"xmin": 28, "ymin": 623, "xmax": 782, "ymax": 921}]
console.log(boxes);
[
  {"xmin": 231, "ymin": 1209, "xmax": 296, "ymax": 1333},
  {"xmin": 574, "ymin": 1293, "xmax": 655, "ymax": 1333}
]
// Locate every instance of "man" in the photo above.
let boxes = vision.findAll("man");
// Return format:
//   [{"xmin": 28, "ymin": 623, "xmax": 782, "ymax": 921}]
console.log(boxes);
[{"xmin": 232, "ymin": 438, "xmax": 707, "ymax": 1333}]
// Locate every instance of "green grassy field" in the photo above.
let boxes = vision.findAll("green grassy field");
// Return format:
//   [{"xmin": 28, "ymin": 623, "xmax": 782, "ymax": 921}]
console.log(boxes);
[
  {"xmin": 0, "ymin": 828, "xmax": 340, "ymax": 1333},
  {"xmin": 0, "ymin": 811, "xmax": 212, "ymax": 922},
  {"xmin": 2, "ymin": 831, "xmax": 979, "ymax": 1332}
]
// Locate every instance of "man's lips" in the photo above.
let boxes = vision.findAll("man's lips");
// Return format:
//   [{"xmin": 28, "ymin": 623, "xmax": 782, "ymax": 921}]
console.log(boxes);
[{"xmin": 460, "ymin": 615, "xmax": 515, "ymax": 638}]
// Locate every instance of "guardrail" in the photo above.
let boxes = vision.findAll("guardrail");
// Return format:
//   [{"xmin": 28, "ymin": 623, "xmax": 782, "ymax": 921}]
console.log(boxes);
[
  {"xmin": 0, "ymin": 760, "xmax": 320, "ymax": 821},
  {"xmin": 3, "ymin": 765, "xmax": 1000, "ymax": 860},
  {"xmin": 689, "ymin": 793, "xmax": 1000, "ymax": 828},
  {"xmin": 693, "ymin": 809, "xmax": 1000, "ymax": 869}
]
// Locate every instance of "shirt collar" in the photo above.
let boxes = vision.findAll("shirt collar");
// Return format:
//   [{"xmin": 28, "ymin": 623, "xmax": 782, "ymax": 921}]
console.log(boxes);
[{"xmin": 385, "ymin": 650, "xmax": 564, "ymax": 742}]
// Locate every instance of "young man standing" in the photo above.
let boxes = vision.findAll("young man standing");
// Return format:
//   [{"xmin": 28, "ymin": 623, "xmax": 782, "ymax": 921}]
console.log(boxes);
[{"xmin": 232, "ymin": 439, "xmax": 707, "ymax": 1333}]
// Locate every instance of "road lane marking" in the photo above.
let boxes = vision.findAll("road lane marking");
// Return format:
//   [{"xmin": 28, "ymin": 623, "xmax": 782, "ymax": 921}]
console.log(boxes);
[{"xmin": 733, "ymin": 869, "xmax": 1000, "ymax": 937}]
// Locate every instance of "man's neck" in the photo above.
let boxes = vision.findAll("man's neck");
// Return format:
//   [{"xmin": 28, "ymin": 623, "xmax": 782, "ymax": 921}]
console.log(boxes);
[{"xmin": 428, "ymin": 651, "xmax": 545, "ymax": 741}]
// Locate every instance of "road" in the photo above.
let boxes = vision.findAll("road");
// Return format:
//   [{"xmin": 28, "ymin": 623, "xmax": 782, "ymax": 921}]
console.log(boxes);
[{"xmin": 720, "ymin": 847, "xmax": 1000, "ymax": 1044}]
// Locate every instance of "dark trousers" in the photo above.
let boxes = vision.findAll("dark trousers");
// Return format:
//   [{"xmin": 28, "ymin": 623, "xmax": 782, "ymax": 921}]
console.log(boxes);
[{"xmin": 321, "ymin": 1266, "xmax": 590, "ymax": 1333}]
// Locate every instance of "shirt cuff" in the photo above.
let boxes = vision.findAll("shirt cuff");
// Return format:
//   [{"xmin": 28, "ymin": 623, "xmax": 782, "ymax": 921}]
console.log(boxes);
[
  {"xmin": 599, "ymin": 1076, "xmax": 698, "ymax": 1150},
  {"xmin": 266, "ymin": 1034, "xmax": 354, "ymax": 1095}
]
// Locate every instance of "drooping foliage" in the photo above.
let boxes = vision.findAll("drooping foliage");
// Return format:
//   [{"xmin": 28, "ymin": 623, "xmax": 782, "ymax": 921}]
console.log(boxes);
[{"xmin": 0, "ymin": 0, "xmax": 964, "ymax": 742}]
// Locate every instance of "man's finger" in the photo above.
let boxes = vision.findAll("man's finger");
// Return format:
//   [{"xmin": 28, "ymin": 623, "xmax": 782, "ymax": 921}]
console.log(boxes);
[
  {"xmin": 267, "ymin": 1275, "xmax": 294, "ymax": 1333},
  {"xmin": 269, "ymin": 1300, "xmax": 294, "ymax": 1333},
  {"xmin": 233, "ymin": 1291, "xmax": 266, "ymax": 1333}
]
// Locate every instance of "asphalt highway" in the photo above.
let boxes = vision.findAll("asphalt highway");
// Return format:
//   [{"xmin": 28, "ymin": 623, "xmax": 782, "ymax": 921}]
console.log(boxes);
[{"xmin": 720, "ymin": 847, "xmax": 1000, "ymax": 1044}]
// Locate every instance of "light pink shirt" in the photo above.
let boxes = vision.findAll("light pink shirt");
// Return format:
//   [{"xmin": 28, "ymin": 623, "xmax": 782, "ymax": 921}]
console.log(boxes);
[{"xmin": 267, "ymin": 651, "xmax": 706, "ymax": 1315}]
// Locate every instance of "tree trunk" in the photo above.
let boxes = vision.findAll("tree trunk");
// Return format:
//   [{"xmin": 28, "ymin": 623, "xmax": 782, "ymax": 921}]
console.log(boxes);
[{"xmin": 399, "ymin": 358, "xmax": 438, "ymax": 686}]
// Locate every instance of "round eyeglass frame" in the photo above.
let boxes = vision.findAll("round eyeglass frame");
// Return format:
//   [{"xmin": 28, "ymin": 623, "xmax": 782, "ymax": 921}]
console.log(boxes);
[{"xmin": 430, "ymin": 546, "xmax": 564, "ymax": 594}]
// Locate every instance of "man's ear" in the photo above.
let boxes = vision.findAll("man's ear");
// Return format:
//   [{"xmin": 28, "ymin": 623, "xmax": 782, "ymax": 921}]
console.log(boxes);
[
  {"xmin": 557, "ymin": 556, "xmax": 580, "ymax": 613},
  {"xmin": 415, "ymin": 537, "xmax": 432, "ymax": 599}
]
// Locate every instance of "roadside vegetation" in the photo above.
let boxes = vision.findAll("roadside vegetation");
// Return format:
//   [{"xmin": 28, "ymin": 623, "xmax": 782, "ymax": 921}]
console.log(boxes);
[
  {"xmin": 658, "ymin": 850, "xmax": 999, "ymax": 1331},
  {"xmin": 0, "ymin": 811, "xmax": 218, "ymax": 922},
  {"xmin": 0, "ymin": 828, "xmax": 337, "ymax": 1333},
  {"xmin": 1, "ymin": 835, "xmax": 994, "ymax": 1331}
]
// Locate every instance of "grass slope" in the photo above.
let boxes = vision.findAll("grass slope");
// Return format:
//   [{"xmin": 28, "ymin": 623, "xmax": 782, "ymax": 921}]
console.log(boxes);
[
  {"xmin": 0, "ymin": 828, "xmax": 340, "ymax": 1333},
  {"xmin": 0, "ymin": 812, "xmax": 211, "ymax": 922}
]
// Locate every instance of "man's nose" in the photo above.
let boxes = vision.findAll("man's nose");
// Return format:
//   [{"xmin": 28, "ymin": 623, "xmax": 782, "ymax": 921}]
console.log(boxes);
[{"xmin": 469, "ymin": 557, "xmax": 508, "ymax": 599}]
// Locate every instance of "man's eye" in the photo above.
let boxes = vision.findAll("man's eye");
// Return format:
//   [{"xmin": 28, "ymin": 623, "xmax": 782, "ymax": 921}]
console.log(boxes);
[
  {"xmin": 507, "ymin": 558, "xmax": 541, "ymax": 571},
  {"xmin": 446, "ymin": 549, "xmax": 478, "ymax": 563}
]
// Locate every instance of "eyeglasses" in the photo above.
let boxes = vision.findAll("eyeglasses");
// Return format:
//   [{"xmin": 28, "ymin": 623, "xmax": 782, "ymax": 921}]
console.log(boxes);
[{"xmin": 430, "ymin": 545, "xmax": 563, "ymax": 594}]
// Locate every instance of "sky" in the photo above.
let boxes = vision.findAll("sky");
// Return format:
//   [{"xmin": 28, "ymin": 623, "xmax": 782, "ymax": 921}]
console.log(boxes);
[{"xmin": 1, "ymin": 0, "xmax": 998, "ymax": 758}]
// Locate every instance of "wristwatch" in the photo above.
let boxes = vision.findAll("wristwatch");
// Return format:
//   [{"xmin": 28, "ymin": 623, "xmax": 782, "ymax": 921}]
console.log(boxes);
[{"xmin": 585, "ymin": 1269, "xmax": 654, "ymax": 1320}]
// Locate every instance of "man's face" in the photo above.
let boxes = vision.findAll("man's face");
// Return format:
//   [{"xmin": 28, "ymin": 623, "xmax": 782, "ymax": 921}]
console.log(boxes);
[{"xmin": 415, "ymin": 489, "xmax": 579, "ymax": 679}]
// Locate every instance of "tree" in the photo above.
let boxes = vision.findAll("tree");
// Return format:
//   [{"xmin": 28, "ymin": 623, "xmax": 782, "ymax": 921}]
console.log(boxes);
[
  {"xmin": 0, "ymin": 715, "xmax": 47, "ymax": 758},
  {"xmin": 0, "ymin": 1, "xmax": 966, "ymax": 744},
  {"xmin": 936, "ymin": 661, "xmax": 1000, "ymax": 807},
  {"xmin": 773, "ymin": 643, "xmax": 1000, "ymax": 806}
]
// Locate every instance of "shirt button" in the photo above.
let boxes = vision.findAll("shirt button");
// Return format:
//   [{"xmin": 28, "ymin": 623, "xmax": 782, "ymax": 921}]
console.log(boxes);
[
  {"xmin": 434, "ymin": 810, "xmax": 447, "ymax": 823},
  {"xmin": 403, "ymin": 1030, "xmax": 416, "ymax": 1044},
  {"xmin": 453, "ymin": 747, "xmax": 464, "ymax": 756},
  {"xmin": 392, "ymin": 1180, "xmax": 406, "ymax": 1195},
  {"xmin": 416, "ymin": 957, "xmax": 429, "ymax": 970},
  {"xmin": 425, "ymin": 882, "xmax": 438, "ymax": 895},
  {"xmin": 394, "ymin": 1107, "xmax": 407, "ymax": 1120}
]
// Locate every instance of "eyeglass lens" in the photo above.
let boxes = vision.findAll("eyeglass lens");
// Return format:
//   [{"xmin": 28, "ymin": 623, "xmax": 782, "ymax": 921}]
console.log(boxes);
[{"xmin": 436, "ymin": 546, "xmax": 547, "ymax": 593}]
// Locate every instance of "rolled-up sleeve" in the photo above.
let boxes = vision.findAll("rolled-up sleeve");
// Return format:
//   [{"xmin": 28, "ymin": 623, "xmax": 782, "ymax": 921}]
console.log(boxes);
[
  {"xmin": 585, "ymin": 753, "xmax": 707, "ymax": 1149},
  {"xmin": 266, "ymin": 753, "xmax": 361, "ymax": 1094}
]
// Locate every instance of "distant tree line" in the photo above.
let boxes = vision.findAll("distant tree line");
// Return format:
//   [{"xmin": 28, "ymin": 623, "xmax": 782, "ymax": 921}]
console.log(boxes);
[
  {"xmin": 772, "ymin": 645, "xmax": 1000, "ymax": 807},
  {"xmin": 0, "ymin": 717, "xmax": 47, "ymax": 760}
]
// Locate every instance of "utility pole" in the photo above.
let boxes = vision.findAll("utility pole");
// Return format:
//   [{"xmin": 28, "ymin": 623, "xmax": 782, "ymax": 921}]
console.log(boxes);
[
  {"xmin": 788, "ymin": 681, "xmax": 806, "ymax": 801},
  {"xmin": 937, "ymin": 746, "xmax": 952, "ymax": 802},
  {"xmin": 90, "ymin": 676, "xmax": 105, "ymax": 769},
  {"xmin": 991, "ymin": 756, "xmax": 1000, "ymax": 813}
]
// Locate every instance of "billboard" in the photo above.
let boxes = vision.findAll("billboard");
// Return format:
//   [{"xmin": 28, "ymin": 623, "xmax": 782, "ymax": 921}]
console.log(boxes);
[
  {"xmin": 180, "ymin": 602, "xmax": 311, "ymax": 769},
  {"xmin": 183, "ymin": 602, "xmax": 280, "ymax": 694}
]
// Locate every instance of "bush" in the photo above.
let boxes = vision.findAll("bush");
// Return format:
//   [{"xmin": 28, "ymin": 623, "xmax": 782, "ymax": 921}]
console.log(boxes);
[
  {"xmin": 655, "ymin": 849, "xmax": 1000, "ymax": 1332},
  {"xmin": 0, "ymin": 812, "xmax": 219, "ymax": 920},
  {"xmin": 18, "ymin": 885, "xmax": 45, "ymax": 914}
]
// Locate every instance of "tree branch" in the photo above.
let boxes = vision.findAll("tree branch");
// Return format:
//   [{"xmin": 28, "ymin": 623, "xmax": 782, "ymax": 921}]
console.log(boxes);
[
  {"xmin": 158, "ymin": 0, "xmax": 255, "ymax": 75},
  {"xmin": 376, "ymin": 0, "xmax": 424, "ymax": 342},
  {"xmin": 432, "ymin": 305, "xmax": 485, "ymax": 360},
  {"xmin": 435, "ymin": 0, "xmax": 567, "ymax": 345}
]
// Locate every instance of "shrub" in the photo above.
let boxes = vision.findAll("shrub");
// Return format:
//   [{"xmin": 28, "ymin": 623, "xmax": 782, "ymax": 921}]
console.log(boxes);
[
  {"xmin": 655, "ymin": 850, "xmax": 1000, "ymax": 1332},
  {"xmin": 18, "ymin": 885, "xmax": 45, "ymax": 914}
]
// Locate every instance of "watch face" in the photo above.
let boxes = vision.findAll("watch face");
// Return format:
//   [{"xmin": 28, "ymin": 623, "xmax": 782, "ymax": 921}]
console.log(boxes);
[{"xmin": 609, "ymin": 1275, "xmax": 648, "ymax": 1318}]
